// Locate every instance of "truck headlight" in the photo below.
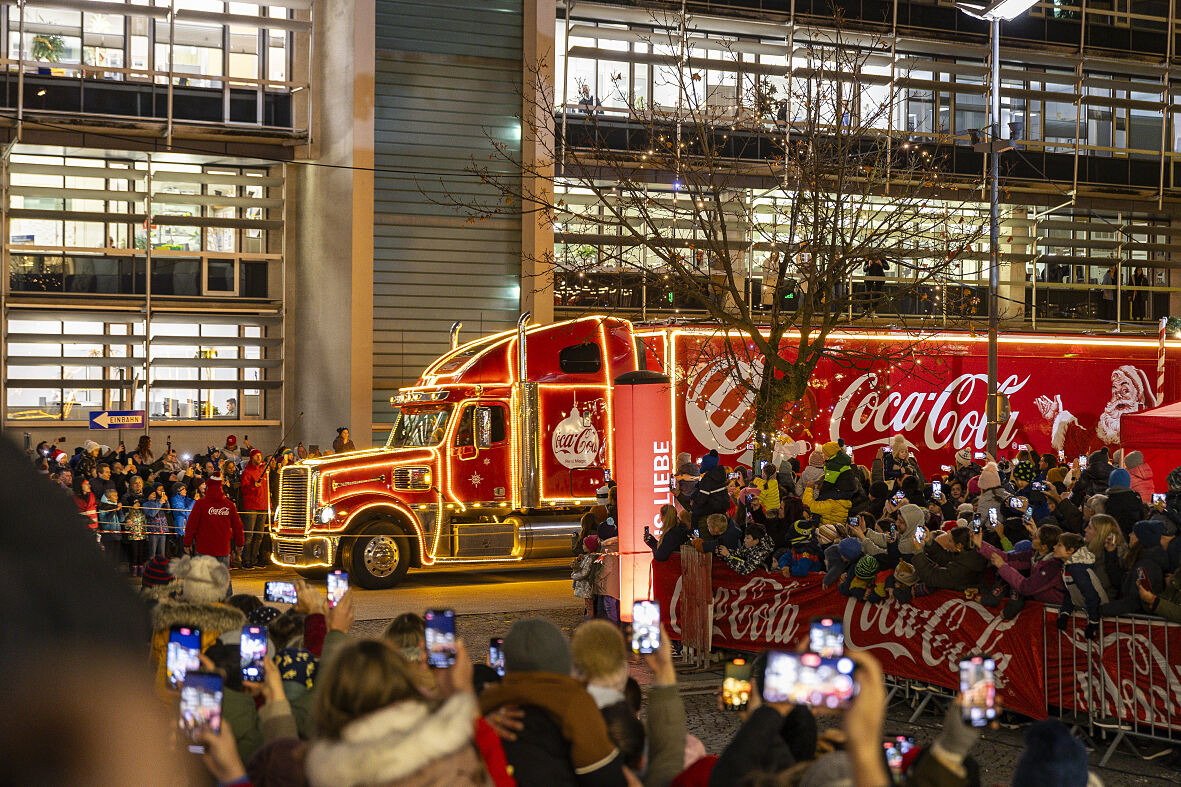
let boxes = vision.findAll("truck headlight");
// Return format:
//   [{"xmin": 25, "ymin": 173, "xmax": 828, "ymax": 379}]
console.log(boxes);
[{"xmin": 317, "ymin": 505, "xmax": 336, "ymax": 525}]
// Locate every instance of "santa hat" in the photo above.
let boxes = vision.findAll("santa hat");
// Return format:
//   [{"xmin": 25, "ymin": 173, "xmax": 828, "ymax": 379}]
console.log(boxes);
[{"xmin": 1112, "ymin": 365, "xmax": 1158, "ymax": 408}]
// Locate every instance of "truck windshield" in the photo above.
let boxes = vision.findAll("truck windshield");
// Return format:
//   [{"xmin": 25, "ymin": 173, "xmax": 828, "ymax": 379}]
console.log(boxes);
[{"xmin": 386, "ymin": 405, "xmax": 452, "ymax": 448}]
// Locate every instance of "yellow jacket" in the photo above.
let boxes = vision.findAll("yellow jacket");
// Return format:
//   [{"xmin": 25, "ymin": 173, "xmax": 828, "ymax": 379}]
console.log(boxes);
[
  {"xmin": 755, "ymin": 477, "xmax": 781, "ymax": 513},
  {"xmin": 802, "ymin": 486, "xmax": 851, "ymax": 526}
]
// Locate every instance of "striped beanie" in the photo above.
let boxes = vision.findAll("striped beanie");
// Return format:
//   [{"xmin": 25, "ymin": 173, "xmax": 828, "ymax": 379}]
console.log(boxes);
[
  {"xmin": 854, "ymin": 555, "xmax": 879, "ymax": 580},
  {"xmin": 141, "ymin": 555, "xmax": 174, "ymax": 588}
]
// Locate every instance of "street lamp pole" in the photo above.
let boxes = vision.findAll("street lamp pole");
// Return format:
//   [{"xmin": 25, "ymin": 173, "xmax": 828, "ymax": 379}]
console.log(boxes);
[{"xmin": 987, "ymin": 16, "xmax": 1000, "ymax": 457}]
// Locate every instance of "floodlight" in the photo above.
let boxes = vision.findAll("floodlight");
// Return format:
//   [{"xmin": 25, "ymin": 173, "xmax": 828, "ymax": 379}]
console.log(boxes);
[{"xmin": 956, "ymin": 0, "xmax": 1037, "ymax": 20}]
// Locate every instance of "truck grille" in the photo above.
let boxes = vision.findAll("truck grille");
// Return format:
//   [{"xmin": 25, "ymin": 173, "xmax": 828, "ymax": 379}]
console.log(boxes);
[
  {"xmin": 392, "ymin": 466, "xmax": 431, "ymax": 490},
  {"xmin": 277, "ymin": 466, "xmax": 311, "ymax": 534},
  {"xmin": 274, "ymin": 539, "xmax": 304, "ymax": 564}
]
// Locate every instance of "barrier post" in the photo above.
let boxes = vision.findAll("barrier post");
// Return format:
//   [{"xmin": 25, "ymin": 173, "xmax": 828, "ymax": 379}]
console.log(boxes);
[{"xmin": 679, "ymin": 545, "xmax": 713, "ymax": 670}]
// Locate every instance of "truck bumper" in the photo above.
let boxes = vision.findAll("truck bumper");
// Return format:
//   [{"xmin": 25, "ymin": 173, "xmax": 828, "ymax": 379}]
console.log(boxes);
[{"xmin": 271, "ymin": 535, "xmax": 337, "ymax": 569}]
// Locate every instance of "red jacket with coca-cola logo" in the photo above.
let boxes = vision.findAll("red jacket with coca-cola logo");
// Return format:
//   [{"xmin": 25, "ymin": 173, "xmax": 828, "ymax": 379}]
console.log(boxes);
[
  {"xmin": 183, "ymin": 478, "xmax": 245, "ymax": 557},
  {"xmin": 240, "ymin": 456, "xmax": 270, "ymax": 511}
]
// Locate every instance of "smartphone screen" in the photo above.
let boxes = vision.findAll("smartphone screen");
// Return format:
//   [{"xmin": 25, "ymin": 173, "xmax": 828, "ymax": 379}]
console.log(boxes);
[
  {"xmin": 167, "ymin": 625, "xmax": 202, "ymax": 688},
  {"xmin": 425, "ymin": 608, "xmax": 457, "ymax": 669},
  {"xmin": 809, "ymin": 617, "xmax": 844, "ymax": 658},
  {"xmin": 988, "ymin": 508, "xmax": 998, "ymax": 526},
  {"xmin": 959, "ymin": 656, "xmax": 997, "ymax": 727},
  {"xmin": 264, "ymin": 581, "xmax": 297, "ymax": 604},
  {"xmin": 883, "ymin": 735, "xmax": 916, "ymax": 781},
  {"xmin": 240, "ymin": 625, "xmax": 267, "ymax": 682},
  {"xmin": 892, "ymin": 491, "xmax": 904, "ymax": 503},
  {"xmin": 940, "ymin": 464, "xmax": 952, "ymax": 473},
  {"xmin": 327, "ymin": 570, "xmax": 348, "ymax": 608},
  {"xmin": 931, "ymin": 480, "xmax": 942, "ymax": 497},
  {"xmin": 178, "ymin": 671, "xmax": 223, "ymax": 753},
  {"xmin": 973, "ymin": 451, "xmax": 985, "ymax": 460},
  {"xmin": 1079, "ymin": 456, "xmax": 1088, "ymax": 469},
  {"xmin": 1137, "ymin": 568, "xmax": 1151, "ymax": 592},
  {"xmin": 631, "ymin": 600, "xmax": 661, "ymax": 655},
  {"xmin": 762, "ymin": 651, "xmax": 858, "ymax": 709},
  {"xmin": 723, "ymin": 658, "xmax": 753, "ymax": 711},
  {"xmin": 883, "ymin": 446, "xmax": 893, "ymax": 454},
  {"xmin": 728, "ymin": 472, "xmax": 739, "ymax": 480},
  {"xmin": 489, "ymin": 637, "xmax": 505, "ymax": 677},
  {"xmin": 1008, "ymin": 496, "xmax": 1021, "ymax": 508},
  {"xmin": 915, "ymin": 525, "xmax": 927, "ymax": 541},
  {"xmin": 848, "ymin": 516, "xmax": 859, "ymax": 528},
  {"xmin": 843, "ymin": 446, "xmax": 853, "ymax": 458},
  {"xmin": 1152, "ymin": 493, "xmax": 1166, "ymax": 505}
]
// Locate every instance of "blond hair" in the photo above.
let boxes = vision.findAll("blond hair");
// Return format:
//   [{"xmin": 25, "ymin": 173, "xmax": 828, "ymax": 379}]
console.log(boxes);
[
  {"xmin": 705, "ymin": 513, "xmax": 729, "ymax": 536},
  {"xmin": 1086, "ymin": 514, "xmax": 1124, "ymax": 555},
  {"xmin": 571, "ymin": 620, "xmax": 628, "ymax": 690}
]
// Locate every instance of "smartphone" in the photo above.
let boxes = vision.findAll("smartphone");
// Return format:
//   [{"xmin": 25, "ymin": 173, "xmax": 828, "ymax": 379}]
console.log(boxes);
[
  {"xmin": 1023, "ymin": 507, "xmax": 1034, "ymax": 522},
  {"xmin": 915, "ymin": 525, "xmax": 927, "ymax": 541},
  {"xmin": 1137, "ymin": 568, "xmax": 1151, "ymax": 593},
  {"xmin": 1018, "ymin": 444, "xmax": 1029, "ymax": 451},
  {"xmin": 1058, "ymin": 449, "xmax": 1065, "ymax": 460},
  {"xmin": 958, "ymin": 656, "xmax": 997, "ymax": 727},
  {"xmin": 728, "ymin": 472, "xmax": 739, "ymax": 480},
  {"xmin": 1152, "ymin": 492, "xmax": 1166, "ymax": 505},
  {"xmin": 890, "ymin": 523, "xmax": 898, "ymax": 539},
  {"xmin": 988, "ymin": 508, "xmax": 999, "ymax": 526},
  {"xmin": 883, "ymin": 735, "xmax": 916, "ymax": 782},
  {"xmin": 723, "ymin": 658, "xmax": 753, "ymax": 711},
  {"xmin": 264, "ymin": 580, "xmax": 297, "ymax": 604},
  {"xmin": 631, "ymin": 599, "xmax": 661, "ymax": 655},
  {"xmin": 1008, "ymin": 496, "xmax": 1022, "ymax": 508},
  {"xmin": 762, "ymin": 650, "xmax": 859, "ymax": 709},
  {"xmin": 809, "ymin": 617, "xmax": 844, "ymax": 659},
  {"xmin": 843, "ymin": 446, "xmax": 853, "ymax": 458},
  {"xmin": 178, "ymin": 671, "xmax": 223, "ymax": 753},
  {"xmin": 932, "ymin": 480, "xmax": 942, "ymax": 497},
  {"xmin": 326, "ymin": 570, "xmax": 348, "ymax": 608},
  {"xmin": 892, "ymin": 490, "xmax": 904, "ymax": 503},
  {"xmin": 425, "ymin": 608, "xmax": 457, "ymax": 669},
  {"xmin": 940, "ymin": 464, "xmax": 952, "ymax": 473},
  {"xmin": 240, "ymin": 625, "xmax": 267, "ymax": 682},
  {"xmin": 1032, "ymin": 481, "xmax": 1046, "ymax": 491},
  {"xmin": 883, "ymin": 446, "xmax": 893, "ymax": 454},
  {"xmin": 166, "ymin": 625, "xmax": 202, "ymax": 688},
  {"xmin": 489, "ymin": 637, "xmax": 505, "ymax": 677},
  {"xmin": 1079, "ymin": 455, "xmax": 1088, "ymax": 469},
  {"xmin": 848, "ymin": 516, "xmax": 859, "ymax": 527},
  {"xmin": 973, "ymin": 451, "xmax": 985, "ymax": 460}
]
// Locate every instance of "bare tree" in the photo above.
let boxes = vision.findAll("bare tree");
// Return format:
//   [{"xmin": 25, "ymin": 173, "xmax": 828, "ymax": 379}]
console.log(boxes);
[{"xmin": 434, "ymin": 9, "xmax": 988, "ymax": 461}]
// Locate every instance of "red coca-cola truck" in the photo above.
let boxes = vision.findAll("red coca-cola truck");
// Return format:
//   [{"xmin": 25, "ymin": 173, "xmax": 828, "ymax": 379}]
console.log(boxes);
[{"xmin": 271, "ymin": 315, "xmax": 1174, "ymax": 588}]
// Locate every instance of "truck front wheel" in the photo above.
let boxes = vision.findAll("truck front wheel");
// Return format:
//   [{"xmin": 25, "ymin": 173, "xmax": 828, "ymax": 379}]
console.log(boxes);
[{"xmin": 346, "ymin": 521, "xmax": 412, "ymax": 589}]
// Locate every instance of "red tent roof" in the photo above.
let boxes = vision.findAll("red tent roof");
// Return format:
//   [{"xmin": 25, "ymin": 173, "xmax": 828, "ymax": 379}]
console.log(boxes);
[{"xmin": 1120, "ymin": 401, "xmax": 1181, "ymax": 491}]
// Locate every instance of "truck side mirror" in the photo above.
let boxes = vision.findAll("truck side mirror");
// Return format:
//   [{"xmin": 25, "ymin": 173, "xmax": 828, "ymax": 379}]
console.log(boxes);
[{"xmin": 475, "ymin": 407, "xmax": 493, "ymax": 449}]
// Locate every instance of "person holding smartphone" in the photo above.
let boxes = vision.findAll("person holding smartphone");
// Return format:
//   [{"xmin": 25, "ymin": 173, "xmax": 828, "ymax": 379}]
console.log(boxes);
[
  {"xmin": 977, "ymin": 524, "xmax": 1069, "ymax": 619},
  {"xmin": 1100, "ymin": 519, "xmax": 1169, "ymax": 618},
  {"xmin": 903, "ymin": 526, "xmax": 990, "ymax": 601}
]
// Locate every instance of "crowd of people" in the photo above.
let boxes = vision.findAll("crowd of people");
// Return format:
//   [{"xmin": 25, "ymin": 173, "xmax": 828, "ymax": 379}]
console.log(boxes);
[
  {"xmin": 634, "ymin": 437, "xmax": 1181, "ymax": 629},
  {"xmin": 28, "ymin": 428, "xmax": 356, "ymax": 574}
]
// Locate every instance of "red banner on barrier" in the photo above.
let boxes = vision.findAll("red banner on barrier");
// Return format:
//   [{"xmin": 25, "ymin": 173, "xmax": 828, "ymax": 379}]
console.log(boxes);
[{"xmin": 655, "ymin": 558, "xmax": 1181, "ymax": 728}]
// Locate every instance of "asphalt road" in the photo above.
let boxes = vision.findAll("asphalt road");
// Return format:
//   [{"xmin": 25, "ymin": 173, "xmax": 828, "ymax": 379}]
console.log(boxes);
[{"xmin": 228, "ymin": 558, "xmax": 581, "ymax": 620}]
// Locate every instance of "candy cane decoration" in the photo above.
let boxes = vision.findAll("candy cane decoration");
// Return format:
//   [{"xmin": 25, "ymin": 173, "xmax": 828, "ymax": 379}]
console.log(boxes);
[{"xmin": 1158, "ymin": 317, "xmax": 1167, "ymax": 404}]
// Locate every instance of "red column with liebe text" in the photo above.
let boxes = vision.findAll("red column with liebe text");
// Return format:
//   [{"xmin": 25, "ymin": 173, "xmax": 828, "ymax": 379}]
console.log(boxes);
[{"xmin": 612, "ymin": 370, "xmax": 674, "ymax": 623}]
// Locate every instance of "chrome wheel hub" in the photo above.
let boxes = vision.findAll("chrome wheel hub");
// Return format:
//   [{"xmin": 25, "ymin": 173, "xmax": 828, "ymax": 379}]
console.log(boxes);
[{"xmin": 363, "ymin": 535, "xmax": 399, "ymax": 577}]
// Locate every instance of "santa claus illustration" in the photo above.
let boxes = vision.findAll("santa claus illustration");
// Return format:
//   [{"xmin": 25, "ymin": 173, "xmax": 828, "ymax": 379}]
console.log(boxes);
[{"xmin": 1036, "ymin": 364, "xmax": 1157, "ymax": 455}]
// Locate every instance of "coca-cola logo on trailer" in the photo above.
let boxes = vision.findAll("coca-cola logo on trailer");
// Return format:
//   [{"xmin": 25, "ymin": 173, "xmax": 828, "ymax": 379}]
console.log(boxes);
[
  {"xmin": 551, "ymin": 405, "xmax": 601, "ymax": 469},
  {"xmin": 684, "ymin": 357, "xmax": 760, "ymax": 455}
]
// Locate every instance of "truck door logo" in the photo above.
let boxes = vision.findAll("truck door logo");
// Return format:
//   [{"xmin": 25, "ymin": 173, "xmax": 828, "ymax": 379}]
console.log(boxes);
[
  {"xmin": 685, "ymin": 357, "xmax": 760, "ymax": 454},
  {"xmin": 552, "ymin": 405, "xmax": 601, "ymax": 469}
]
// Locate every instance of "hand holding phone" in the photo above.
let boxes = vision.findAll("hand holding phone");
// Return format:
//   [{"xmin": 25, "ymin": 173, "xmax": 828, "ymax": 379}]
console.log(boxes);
[
  {"xmin": 326, "ymin": 570, "xmax": 348, "ymax": 608},
  {"xmin": 240, "ymin": 625, "xmax": 267, "ymax": 682},
  {"xmin": 631, "ymin": 600, "xmax": 661, "ymax": 655},
  {"xmin": 489, "ymin": 637, "xmax": 505, "ymax": 677},
  {"xmin": 723, "ymin": 658, "xmax": 753, "ymax": 711},
  {"xmin": 179, "ymin": 671, "xmax": 224, "ymax": 753},
  {"xmin": 809, "ymin": 617, "xmax": 844, "ymax": 658},
  {"xmin": 264, "ymin": 581, "xmax": 297, "ymax": 605},
  {"xmin": 762, "ymin": 650, "xmax": 858, "ymax": 709},
  {"xmin": 958, "ymin": 656, "xmax": 997, "ymax": 727},
  {"xmin": 167, "ymin": 625, "xmax": 202, "ymax": 688}
]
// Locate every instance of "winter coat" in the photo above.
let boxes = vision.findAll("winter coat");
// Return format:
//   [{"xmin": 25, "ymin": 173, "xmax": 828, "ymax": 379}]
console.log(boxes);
[
  {"xmin": 149, "ymin": 593, "xmax": 247, "ymax": 692},
  {"xmin": 1128, "ymin": 463, "xmax": 1154, "ymax": 503},
  {"xmin": 1044, "ymin": 498, "xmax": 1084, "ymax": 534},
  {"xmin": 802, "ymin": 486, "xmax": 851, "ymax": 526},
  {"xmin": 978, "ymin": 541, "xmax": 1065, "ymax": 604},
  {"xmin": 143, "ymin": 497, "xmax": 170, "ymax": 535},
  {"xmin": 1146, "ymin": 570, "xmax": 1181, "ymax": 624},
  {"xmin": 1101, "ymin": 544, "xmax": 1170, "ymax": 617},
  {"xmin": 184, "ymin": 478, "xmax": 245, "ymax": 557},
  {"xmin": 304, "ymin": 693, "xmax": 490, "ymax": 787},
  {"xmin": 754, "ymin": 477, "xmax": 781, "ymax": 514},
  {"xmin": 97, "ymin": 498, "xmax": 123, "ymax": 535},
  {"xmin": 241, "ymin": 461, "xmax": 271, "ymax": 512},
  {"xmin": 975, "ymin": 488, "xmax": 1008, "ymax": 529},
  {"xmin": 1060, "ymin": 547, "xmax": 1108, "ymax": 623},
  {"xmin": 73, "ymin": 492, "xmax": 98, "ymax": 529},
  {"xmin": 642, "ymin": 684, "xmax": 688, "ymax": 787},
  {"xmin": 701, "ymin": 522, "xmax": 743, "ymax": 556},
  {"xmin": 690, "ymin": 467, "xmax": 730, "ymax": 527},
  {"xmin": 170, "ymin": 493, "xmax": 195, "ymax": 535},
  {"xmin": 1074, "ymin": 453, "xmax": 1113, "ymax": 500},
  {"xmin": 123, "ymin": 508, "xmax": 147, "ymax": 541},
  {"xmin": 332, "ymin": 437, "xmax": 357, "ymax": 454},
  {"xmin": 911, "ymin": 541, "xmax": 989, "ymax": 591},
  {"xmin": 719, "ymin": 539, "xmax": 773, "ymax": 575},
  {"xmin": 645, "ymin": 524, "xmax": 691, "ymax": 562},
  {"xmin": 707, "ymin": 706, "xmax": 797, "ymax": 787},
  {"xmin": 1104, "ymin": 486, "xmax": 1146, "ymax": 536},
  {"xmin": 777, "ymin": 545, "xmax": 824, "ymax": 577}
]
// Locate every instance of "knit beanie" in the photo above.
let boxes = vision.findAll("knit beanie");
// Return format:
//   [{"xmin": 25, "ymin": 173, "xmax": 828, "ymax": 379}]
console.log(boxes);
[
  {"xmin": 141, "ymin": 555, "xmax": 174, "ymax": 587},
  {"xmin": 1108, "ymin": 468, "xmax": 1131, "ymax": 489},
  {"xmin": 790, "ymin": 519, "xmax": 814, "ymax": 545},
  {"xmin": 809, "ymin": 450, "xmax": 825, "ymax": 468},
  {"xmin": 890, "ymin": 434, "xmax": 910, "ymax": 459},
  {"xmin": 1012, "ymin": 462, "xmax": 1036, "ymax": 484},
  {"xmin": 1011, "ymin": 720, "xmax": 1089, "ymax": 787},
  {"xmin": 956, "ymin": 503, "xmax": 975, "ymax": 518},
  {"xmin": 1168, "ymin": 464, "xmax": 1181, "ymax": 492},
  {"xmin": 955, "ymin": 447, "xmax": 972, "ymax": 467},
  {"xmin": 837, "ymin": 537, "xmax": 863, "ymax": 561},
  {"xmin": 816, "ymin": 523, "xmax": 840, "ymax": 545},
  {"xmin": 1111, "ymin": 448, "xmax": 1124, "ymax": 466},
  {"xmin": 699, "ymin": 450, "xmax": 720, "ymax": 473},
  {"xmin": 275, "ymin": 648, "xmax": 318, "ymax": 691},
  {"xmin": 869, "ymin": 481, "xmax": 890, "ymax": 500},
  {"xmin": 1124, "ymin": 451, "xmax": 1144, "ymax": 469},
  {"xmin": 978, "ymin": 462, "xmax": 1001, "ymax": 491},
  {"xmin": 898, "ymin": 503, "xmax": 925, "ymax": 531},
  {"xmin": 967, "ymin": 475, "xmax": 981, "ymax": 496},
  {"xmin": 854, "ymin": 555, "xmax": 879, "ymax": 580},
  {"xmin": 1133, "ymin": 519, "xmax": 1165, "ymax": 549},
  {"xmin": 172, "ymin": 555, "xmax": 230, "ymax": 604},
  {"xmin": 503, "ymin": 617, "xmax": 573, "ymax": 676}
]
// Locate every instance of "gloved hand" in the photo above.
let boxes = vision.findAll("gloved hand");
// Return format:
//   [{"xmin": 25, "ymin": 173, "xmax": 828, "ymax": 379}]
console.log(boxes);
[
  {"xmin": 1085, "ymin": 621, "xmax": 1099, "ymax": 641},
  {"xmin": 934, "ymin": 699, "xmax": 982, "ymax": 763},
  {"xmin": 1057, "ymin": 613, "xmax": 1070, "ymax": 631}
]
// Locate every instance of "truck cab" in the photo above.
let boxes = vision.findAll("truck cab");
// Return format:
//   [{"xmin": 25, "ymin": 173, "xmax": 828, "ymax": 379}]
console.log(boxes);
[{"xmin": 270, "ymin": 315, "xmax": 638, "ymax": 588}]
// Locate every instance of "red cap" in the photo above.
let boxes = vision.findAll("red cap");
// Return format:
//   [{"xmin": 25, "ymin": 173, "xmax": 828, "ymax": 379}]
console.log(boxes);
[
  {"xmin": 250, "ymin": 448, "xmax": 263, "ymax": 459},
  {"xmin": 226, "ymin": 435, "xmax": 237, "ymax": 447}
]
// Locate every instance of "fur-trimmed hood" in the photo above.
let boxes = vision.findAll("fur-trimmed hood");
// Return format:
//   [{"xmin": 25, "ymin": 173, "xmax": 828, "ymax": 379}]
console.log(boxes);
[
  {"xmin": 151, "ymin": 598, "xmax": 246, "ymax": 637},
  {"xmin": 305, "ymin": 693, "xmax": 483, "ymax": 787},
  {"xmin": 140, "ymin": 579, "xmax": 183, "ymax": 603}
]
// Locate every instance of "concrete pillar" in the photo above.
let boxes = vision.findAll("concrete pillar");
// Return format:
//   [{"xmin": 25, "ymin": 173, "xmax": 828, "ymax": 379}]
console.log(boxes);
[
  {"xmin": 521, "ymin": 0, "xmax": 555, "ymax": 324},
  {"xmin": 1000, "ymin": 207, "xmax": 1030, "ymax": 322},
  {"xmin": 286, "ymin": 0, "xmax": 375, "ymax": 448}
]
